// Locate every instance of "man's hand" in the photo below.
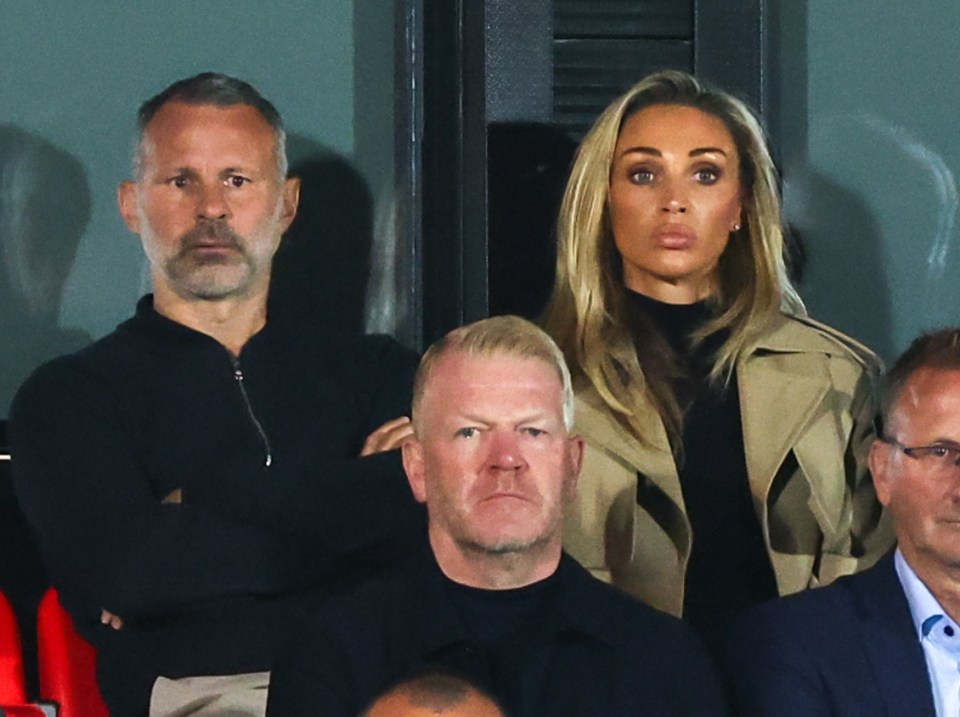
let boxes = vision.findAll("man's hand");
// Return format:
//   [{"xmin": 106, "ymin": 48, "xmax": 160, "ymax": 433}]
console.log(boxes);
[
  {"xmin": 101, "ymin": 609, "xmax": 123, "ymax": 631},
  {"xmin": 162, "ymin": 488, "xmax": 182, "ymax": 504},
  {"xmin": 360, "ymin": 417, "xmax": 414, "ymax": 457}
]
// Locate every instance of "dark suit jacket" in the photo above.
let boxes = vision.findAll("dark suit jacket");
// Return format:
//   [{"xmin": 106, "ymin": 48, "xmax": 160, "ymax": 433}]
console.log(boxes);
[{"xmin": 725, "ymin": 553, "xmax": 935, "ymax": 716}]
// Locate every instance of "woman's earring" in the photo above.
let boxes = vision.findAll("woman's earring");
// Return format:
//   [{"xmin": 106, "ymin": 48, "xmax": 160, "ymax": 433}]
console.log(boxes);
[{"xmin": 732, "ymin": 222, "xmax": 741, "ymax": 232}]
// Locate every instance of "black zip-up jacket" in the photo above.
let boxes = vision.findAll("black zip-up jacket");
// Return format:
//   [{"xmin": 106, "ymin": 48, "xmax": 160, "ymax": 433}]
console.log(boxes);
[{"xmin": 10, "ymin": 295, "xmax": 425, "ymax": 716}]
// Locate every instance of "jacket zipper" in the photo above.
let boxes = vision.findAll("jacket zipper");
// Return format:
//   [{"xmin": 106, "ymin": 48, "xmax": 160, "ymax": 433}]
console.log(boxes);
[{"xmin": 232, "ymin": 359, "xmax": 273, "ymax": 467}]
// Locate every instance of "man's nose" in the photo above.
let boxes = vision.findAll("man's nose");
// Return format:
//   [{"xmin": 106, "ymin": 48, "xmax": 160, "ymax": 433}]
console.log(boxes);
[
  {"xmin": 197, "ymin": 182, "xmax": 230, "ymax": 221},
  {"xmin": 488, "ymin": 431, "xmax": 524, "ymax": 472}
]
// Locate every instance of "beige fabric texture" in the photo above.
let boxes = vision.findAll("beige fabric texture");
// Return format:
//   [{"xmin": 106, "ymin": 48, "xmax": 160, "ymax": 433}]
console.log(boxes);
[{"xmin": 149, "ymin": 671, "xmax": 270, "ymax": 717}]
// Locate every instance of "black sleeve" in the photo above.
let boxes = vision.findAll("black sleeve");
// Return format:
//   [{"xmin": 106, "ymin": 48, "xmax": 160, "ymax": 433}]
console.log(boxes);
[
  {"xmin": 667, "ymin": 623, "xmax": 731, "ymax": 717},
  {"xmin": 723, "ymin": 606, "xmax": 833, "ymax": 717},
  {"xmin": 266, "ymin": 613, "xmax": 359, "ymax": 717},
  {"xmin": 187, "ymin": 335, "xmax": 426, "ymax": 564},
  {"xmin": 353, "ymin": 335, "xmax": 420, "ymax": 437},
  {"xmin": 9, "ymin": 362, "xmax": 326, "ymax": 624}
]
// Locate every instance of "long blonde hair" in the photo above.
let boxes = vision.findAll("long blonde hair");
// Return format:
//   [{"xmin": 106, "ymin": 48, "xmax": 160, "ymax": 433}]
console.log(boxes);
[{"xmin": 543, "ymin": 70, "xmax": 804, "ymax": 448}]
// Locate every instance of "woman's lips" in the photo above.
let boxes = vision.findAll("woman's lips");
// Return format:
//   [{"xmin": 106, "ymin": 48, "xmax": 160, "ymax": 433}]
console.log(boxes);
[{"xmin": 654, "ymin": 223, "xmax": 696, "ymax": 249}]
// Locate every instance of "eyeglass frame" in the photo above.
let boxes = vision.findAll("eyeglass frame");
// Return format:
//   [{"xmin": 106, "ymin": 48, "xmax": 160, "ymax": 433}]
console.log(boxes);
[{"xmin": 879, "ymin": 434, "xmax": 960, "ymax": 470}]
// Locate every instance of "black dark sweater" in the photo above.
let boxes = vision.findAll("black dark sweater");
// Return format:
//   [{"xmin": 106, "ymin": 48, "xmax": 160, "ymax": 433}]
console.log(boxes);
[
  {"xmin": 267, "ymin": 549, "xmax": 729, "ymax": 717},
  {"xmin": 628, "ymin": 292, "xmax": 778, "ymax": 657},
  {"xmin": 9, "ymin": 296, "xmax": 426, "ymax": 716}
]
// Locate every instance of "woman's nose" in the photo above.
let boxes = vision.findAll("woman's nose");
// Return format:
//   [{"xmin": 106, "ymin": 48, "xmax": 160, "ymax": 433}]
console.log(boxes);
[{"xmin": 659, "ymin": 179, "xmax": 687, "ymax": 214}]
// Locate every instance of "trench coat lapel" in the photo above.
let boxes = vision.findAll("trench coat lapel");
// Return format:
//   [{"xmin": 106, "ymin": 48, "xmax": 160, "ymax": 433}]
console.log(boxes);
[
  {"xmin": 575, "ymin": 383, "xmax": 685, "ymax": 513},
  {"xmin": 738, "ymin": 349, "xmax": 828, "ymax": 503},
  {"xmin": 738, "ymin": 318, "xmax": 835, "ymax": 507}
]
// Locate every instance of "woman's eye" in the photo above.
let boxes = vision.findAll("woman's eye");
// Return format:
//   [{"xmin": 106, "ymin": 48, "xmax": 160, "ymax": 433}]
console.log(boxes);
[
  {"xmin": 628, "ymin": 169, "xmax": 655, "ymax": 185},
  {"xmin": 694, "ymin": 168, "xmax": 720, "ymax": 185}
]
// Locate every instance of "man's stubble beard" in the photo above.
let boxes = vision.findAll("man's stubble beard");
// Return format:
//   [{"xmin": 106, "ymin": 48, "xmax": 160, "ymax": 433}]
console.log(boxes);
[
  {"xmin": 442, "ymin": 492, "xmax": 567, "ymax": 560},
  {"xmin": 147, "ymin": 219, "xmax": 273, "ymax": 301}
]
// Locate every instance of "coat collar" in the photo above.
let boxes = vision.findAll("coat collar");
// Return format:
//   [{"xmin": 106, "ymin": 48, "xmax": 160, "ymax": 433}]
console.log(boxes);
[
  {"xmin": 738, "ymin": 315, "xmax": 833, "ymax": 508},
  {"xmin": 575, "ymin": 381, "xmax": 682, "ymax": 506}
]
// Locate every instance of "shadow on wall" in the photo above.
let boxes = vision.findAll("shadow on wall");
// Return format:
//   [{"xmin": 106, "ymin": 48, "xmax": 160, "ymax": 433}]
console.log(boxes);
[
  {"xmin": 0, "ymin": 125, "xmax": 87, "ymax": 695},
  {"xmin": 269, "ymin": 134, "xmax": 373, "ymax": 334},
  {"xmin": 0, "ymin": 125, "xmax": 93, "ymax": 417},
  {"xmin": 784, "ymin": 166, "xmax": 893, "ymax": 361},
  {"xmin": 487, "ymin": 122, "xmax": 578, "ymax": 321}
]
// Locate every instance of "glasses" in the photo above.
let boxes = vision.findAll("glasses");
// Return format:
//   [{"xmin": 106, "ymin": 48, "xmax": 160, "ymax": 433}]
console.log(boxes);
[{"xmin": 881, "ymin": 435, "xmax": 960, "ymax": 477}]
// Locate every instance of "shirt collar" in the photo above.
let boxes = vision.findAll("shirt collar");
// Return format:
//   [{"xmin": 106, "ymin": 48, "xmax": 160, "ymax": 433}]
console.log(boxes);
[{"xmin": 895, "ymin": 548, "xmax": 951, "ymax": 640}]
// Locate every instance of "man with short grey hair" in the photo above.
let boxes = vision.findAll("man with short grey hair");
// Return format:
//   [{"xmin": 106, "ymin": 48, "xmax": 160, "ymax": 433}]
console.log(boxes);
[
  {"xmin": 267, "ymin": 315, "xmax": 728, "ymax": 717},
  {"xmin": 10, "ymin": 72, "xmax": 424, "ymax": 716}
]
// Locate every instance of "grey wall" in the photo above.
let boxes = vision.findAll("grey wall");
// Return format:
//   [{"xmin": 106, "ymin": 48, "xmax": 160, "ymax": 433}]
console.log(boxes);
[{"xmin": 774, "ymin": 0, "xmax": 960, "ymax": 362}]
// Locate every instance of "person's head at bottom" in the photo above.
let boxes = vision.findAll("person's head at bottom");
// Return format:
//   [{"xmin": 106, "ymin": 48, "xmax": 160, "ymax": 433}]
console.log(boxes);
[{"xmin": 361, "ymin": 670, "xmax": 507, "ymax": 717}]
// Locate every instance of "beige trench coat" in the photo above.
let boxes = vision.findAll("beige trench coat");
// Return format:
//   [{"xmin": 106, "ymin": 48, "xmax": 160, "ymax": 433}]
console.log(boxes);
[{"xmin": 563, "ymin": 313, "xmax": 895, "ymax": 617}]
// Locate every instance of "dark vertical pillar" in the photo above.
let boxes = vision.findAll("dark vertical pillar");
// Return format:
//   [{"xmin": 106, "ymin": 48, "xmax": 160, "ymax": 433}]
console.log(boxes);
[
  {"xmin": 694, "ymin": 0, "xmax": 764, "ymax": 114},
  {"xmin": 421, "ymin": 0, "xmax": 488, "ymax": 345}
]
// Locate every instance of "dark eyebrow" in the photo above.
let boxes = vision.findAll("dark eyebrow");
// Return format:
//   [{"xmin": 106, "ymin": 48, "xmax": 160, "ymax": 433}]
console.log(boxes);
[
  {"xmin": 618, "ymin": 146, "xmax": 729, "ymax": 159},
  {"xmin": 689, "ymin": 147, "xmax": 728, "ymax": 158},
  {"xmin": 619, "ymin": 146, "xmax": 661, "ymax": 158}
]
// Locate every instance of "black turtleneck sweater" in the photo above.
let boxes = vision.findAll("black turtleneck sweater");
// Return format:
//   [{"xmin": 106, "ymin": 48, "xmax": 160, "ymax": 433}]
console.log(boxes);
[{"xmin": 627, "ymin": 291, "xmax": 778, "ymax": 656}]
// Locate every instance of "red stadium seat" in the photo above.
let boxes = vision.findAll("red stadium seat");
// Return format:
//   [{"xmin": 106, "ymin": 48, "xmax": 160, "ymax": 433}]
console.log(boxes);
[
  {"xmin": 0, "ymin": 591, "xmax": 27, "ymax": 706},
  {"xmin": 36, "ymin": 589, "xmax": 108, "ymax": 717},
  {"xmin": 0, "ymin": 706, "xmax": 47, "ymax": 716}
]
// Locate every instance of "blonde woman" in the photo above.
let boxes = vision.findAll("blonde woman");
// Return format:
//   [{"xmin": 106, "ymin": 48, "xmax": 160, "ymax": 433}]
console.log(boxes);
[{"xmin": 544, "ymin": 70, "xmax": 893, "ymax": 653}]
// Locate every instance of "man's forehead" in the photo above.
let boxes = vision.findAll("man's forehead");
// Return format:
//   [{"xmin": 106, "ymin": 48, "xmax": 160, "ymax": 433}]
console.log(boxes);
[
  {"xmin": 901, "ymin": 368, "xmax": 960, "ymax": 402},
  {"xmin": 893, "ymin": 367, "xmax": 960, "ymax": 429},
  {"xmin": 140, "ymin": 102, "xmax": 276, "ymax": 153},
  {"xmin": 145, "ymin": 99, "xmax": 269, "ymax": 126},
  {"xmin": 428, "ymin": 350, "xmax": 561, "ymax": 394},
  {"xmin": 134, "ymin": 102, "xmax": 282, "ymax": 187},
  {"xmin": 419, "ymin": 350, "xmax": 564, "ymax": 427}
]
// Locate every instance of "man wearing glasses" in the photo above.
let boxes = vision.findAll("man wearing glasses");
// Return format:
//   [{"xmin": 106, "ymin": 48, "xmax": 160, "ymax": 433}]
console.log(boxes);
[{"xmin": 726, "ymin": 328, "xmax": 960, "ymax": 717}]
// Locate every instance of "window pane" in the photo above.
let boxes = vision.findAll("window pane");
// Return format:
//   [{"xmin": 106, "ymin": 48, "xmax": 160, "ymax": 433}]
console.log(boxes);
[{"xmin": 771, "ymin": 0, "xmax": 960, "ymax": 362}]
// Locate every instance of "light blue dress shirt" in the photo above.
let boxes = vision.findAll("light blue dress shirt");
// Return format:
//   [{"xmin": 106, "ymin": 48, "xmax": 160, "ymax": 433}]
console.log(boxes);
[{"xmin": 896, "ymin": 549, "xmax": 960, "ymax": 717}]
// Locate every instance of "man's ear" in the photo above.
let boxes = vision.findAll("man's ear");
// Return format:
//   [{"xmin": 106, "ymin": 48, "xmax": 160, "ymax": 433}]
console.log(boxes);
[
  {"xmin": 279, "ymin": 176, "xmax": 300, "ymax": 232},
  {"xmin": 869, "ymin": 438, "xmax": 893, "ymax": 506},
  {"xmin": 402, "ymin": 438, "xmax": 428, "ymax": 504},
  {"xmin": 565, "ymin": 435, "xmax": 585, "ymax": 499},
  {"xmin": 117, "ymin": 181, "xmax": 141, "ymax": 234}
]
